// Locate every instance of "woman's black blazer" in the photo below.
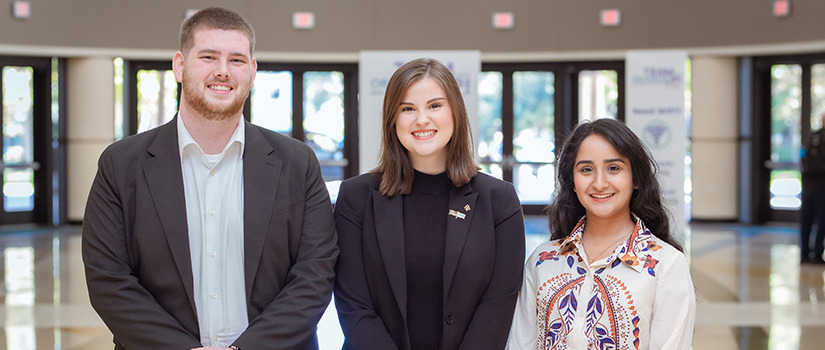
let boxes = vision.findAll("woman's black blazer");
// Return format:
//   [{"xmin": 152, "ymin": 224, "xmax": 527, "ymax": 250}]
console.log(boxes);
[{"xmin": 333, "ymin": 172, "xmax": 525, "ymax": 350}]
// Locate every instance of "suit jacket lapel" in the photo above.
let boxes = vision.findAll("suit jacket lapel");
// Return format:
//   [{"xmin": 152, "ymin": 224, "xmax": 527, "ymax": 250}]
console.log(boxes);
[
  {"xmin": 372, "ymin": 190, "xmax": 408, "ymax": 321},
  {"xmin": 142, "ymin": 117, "xmax": 197, "ymax": 314},
  {"xmin": 241, "ymin": 122, "xmax": 282, "ymax": 300},
  {"xmin": 443, "ymin": 182, "xmax": 477, "ymax": 297}
]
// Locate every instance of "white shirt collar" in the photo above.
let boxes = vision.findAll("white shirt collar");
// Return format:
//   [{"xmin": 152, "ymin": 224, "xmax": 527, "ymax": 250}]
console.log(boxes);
[{"xmin": 176, "ymin": 114, "xmax": 246, "ymax": 160}]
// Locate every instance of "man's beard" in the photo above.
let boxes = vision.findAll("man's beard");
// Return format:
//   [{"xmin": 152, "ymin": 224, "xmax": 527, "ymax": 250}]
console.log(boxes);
[{"xmin": 182, "ymin": 76, "xmax": 249, "ymax": 121}]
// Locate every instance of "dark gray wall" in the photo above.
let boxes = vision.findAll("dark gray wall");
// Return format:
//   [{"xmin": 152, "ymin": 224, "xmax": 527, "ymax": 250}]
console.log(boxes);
[{"xmin": 1, "ymin": 0, "xmax": 823, "ymax": 56}]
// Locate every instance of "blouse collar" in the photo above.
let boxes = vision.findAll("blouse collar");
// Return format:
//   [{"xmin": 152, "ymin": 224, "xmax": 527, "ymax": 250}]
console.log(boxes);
[{"xmin": 557, "ymin": 214, "xmax": 663, "ymax": 273}]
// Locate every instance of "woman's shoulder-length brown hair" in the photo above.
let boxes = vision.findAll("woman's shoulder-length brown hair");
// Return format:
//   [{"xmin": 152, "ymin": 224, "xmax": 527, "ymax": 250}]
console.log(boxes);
[{"xmin": 371, "ymin": 58, "xmax": 478, "ymax": 197}]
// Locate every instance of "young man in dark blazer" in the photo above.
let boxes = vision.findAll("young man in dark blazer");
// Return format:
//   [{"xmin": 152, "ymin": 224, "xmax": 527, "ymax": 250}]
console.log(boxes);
[{"xmin": 81, "ymin": 7, "xmax": 337, "ymax": 349}]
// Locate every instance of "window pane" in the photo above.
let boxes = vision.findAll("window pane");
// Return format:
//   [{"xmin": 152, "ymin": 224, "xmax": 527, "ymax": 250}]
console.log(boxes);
[
  {"xmin": 578, "ymin": 70, "xmax": 618, "ymax": 121},
  {"xmin": 771, "ymin": 64, "xmax": 802, "ymax": 164},
  {"xmin": 514, "ymin": 163, "xmax": 555, "ymax": 204},
  {"xmin": 136, "ymin": 70, "xmax": 177, "ymax": 133},
  {"xmin": 478, "ymin": 72, "xmax": 503, "ymax": 163},
  {"xmin": 304, "ymin": 71, "xmax": 345, "ymax": 201},
  {"xmin": 513, "ymin": 71, "xmax": 554, "ymax": 163},
  {"xmin": 812, "ymin": 64, "xmax": 825, "ymax": 132},
  {"xmin": 513, "ymin": 71, "xmax": 555, "ymax": 205},
  {"xmin": 251, "ymin": 71, "xmax": 293, "ymax": 134},
  {"xmin": 769, "ymin": 64, "xmax": 802, "ymax": 210},
  {"xmin": 2, "ymin": 66, "xmax": 35, "ymax": 211}
]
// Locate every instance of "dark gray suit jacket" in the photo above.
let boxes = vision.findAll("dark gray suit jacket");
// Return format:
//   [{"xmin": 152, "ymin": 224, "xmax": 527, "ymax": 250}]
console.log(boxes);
[
  {"xmin": 82, "ymin": 117, "xmax": 338, "ymax": 350},
  {"xmin": 333, "ymin": 172, "xmax": 525, "ymax": 350}
]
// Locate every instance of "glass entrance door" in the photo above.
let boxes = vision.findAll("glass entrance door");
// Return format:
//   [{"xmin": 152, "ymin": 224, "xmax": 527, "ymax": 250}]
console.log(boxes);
[
  {"xmin": 478, "ymin": 70, "xmax": 557, "ymax": 211},
  {"xmin": 249, "ymin": 63, "xmax": 359, "ymax": 203},
  {"xmin": 0, "ymin": 58, "xmax": 52, "ymax": 224},
  {"xmin": 479, "ymin": 62, "xmax": 623, "ymax": 214},
  {"xmin": 753, "ymin": 55, "xmax": 825, "ymax": 222},
  {"xmin": 123, "ymin": 60, "xmax": 177, "ymax": 137},
  {"xmin": 250, "ymin": 69, "xmax": 350, "ymax": 201}
]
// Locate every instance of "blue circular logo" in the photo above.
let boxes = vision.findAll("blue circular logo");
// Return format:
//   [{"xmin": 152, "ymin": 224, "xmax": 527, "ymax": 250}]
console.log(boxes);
[{"xmin": 642, "ymin": 119, "xmax": 672, "ymax": 150}]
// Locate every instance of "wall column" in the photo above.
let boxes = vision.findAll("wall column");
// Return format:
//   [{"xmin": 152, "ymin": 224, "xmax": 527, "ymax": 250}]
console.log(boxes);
[
  {"xmin": 690, "ymin": 56, "xmax": 738, "ymax": 220},
  {"xmin": 66, "ymin": 57, "xmax": 114, "ymax": 222}
]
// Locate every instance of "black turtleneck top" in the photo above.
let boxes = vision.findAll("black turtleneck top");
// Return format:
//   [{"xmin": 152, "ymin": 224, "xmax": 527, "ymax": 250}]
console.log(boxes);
[{"xmin": 403, "ymin": 170, "xmax": 451, "ymax": 350}]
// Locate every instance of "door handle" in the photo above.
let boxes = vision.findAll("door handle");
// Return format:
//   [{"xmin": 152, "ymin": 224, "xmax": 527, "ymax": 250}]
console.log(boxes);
[{"xmin": 0, "ymin": 162, "xmax": 41, "ymax": 171}]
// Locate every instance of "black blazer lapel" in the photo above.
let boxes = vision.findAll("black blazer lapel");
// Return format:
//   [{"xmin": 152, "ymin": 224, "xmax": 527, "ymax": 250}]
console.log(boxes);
[
  {"xmin": 142, "ymin": 118, "xmax": 197, "ymax": 314},
  {"xmin": 372, "ymin": 190, "xmax": 408, "ymax": 322},
  {"xmin": 241, "ymin": 122, "xmax": 282, "ymax": 300},
  {"xmin": 443, "ymin": 182, "xmax": 478, "ymax": 296}
]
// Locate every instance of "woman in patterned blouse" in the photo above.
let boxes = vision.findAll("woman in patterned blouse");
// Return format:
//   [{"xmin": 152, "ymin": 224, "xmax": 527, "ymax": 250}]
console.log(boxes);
[{"xmin": 506, "ymin": 118, "xmax": 695, "ymax": 350}]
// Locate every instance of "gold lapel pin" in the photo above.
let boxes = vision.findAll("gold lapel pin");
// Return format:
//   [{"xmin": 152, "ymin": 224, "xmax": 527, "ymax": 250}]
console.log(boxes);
[
  {"xmin": 464, "ymin": 204, "xmax": 471, "ymax": 211},
  {"xmin": 448, "ymin": 209, "xmax": 466, "ymax": 220}
]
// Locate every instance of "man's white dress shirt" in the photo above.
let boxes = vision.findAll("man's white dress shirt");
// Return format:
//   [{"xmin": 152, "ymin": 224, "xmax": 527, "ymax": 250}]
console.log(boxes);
[{"xmin": 178, "ymin": 116, "xmax": 248, "ymax": 347}]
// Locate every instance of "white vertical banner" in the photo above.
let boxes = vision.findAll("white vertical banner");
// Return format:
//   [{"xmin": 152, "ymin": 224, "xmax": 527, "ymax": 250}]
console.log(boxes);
[
  {"xmin": 625, "ymin": 51, "xmax": 687, "ymax": 238},
  {"xmin": 358, "ymin": 51, "xmax": 481, "ymax": 174}
]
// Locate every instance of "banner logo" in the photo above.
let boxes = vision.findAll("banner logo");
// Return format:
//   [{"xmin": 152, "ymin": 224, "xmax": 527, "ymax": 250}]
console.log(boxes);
[{"xmin": 642, "ymin": 119, "xmax": 672, "ymax": 150}]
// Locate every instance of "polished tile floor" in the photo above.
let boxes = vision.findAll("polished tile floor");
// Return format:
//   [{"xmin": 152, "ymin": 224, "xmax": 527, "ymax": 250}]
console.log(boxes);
[{"xmin": 0, "ymin": 219, "xmax": 823, "ymax": 349}]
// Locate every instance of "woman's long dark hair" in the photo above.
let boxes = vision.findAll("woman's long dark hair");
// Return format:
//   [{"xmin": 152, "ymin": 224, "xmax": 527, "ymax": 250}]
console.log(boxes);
[{"xmin": 546, "ymin": 118, "xmax": 683, "ymax": 251}]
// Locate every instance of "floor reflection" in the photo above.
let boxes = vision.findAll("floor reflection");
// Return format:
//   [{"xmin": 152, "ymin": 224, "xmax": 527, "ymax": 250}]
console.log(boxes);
[
  {"xmin": 690, "ymin": 223, "xmax": 825, "ymax": 349},
  {"xmin": 0, "ymin": 221, "xmax": 823, "ymax": 349}
]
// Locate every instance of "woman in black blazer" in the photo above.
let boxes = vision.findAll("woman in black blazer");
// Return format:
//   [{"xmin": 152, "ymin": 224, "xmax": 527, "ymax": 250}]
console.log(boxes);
[{"xmin": 334, "ymin": 58, "xmax": 525, "ymax": 350}]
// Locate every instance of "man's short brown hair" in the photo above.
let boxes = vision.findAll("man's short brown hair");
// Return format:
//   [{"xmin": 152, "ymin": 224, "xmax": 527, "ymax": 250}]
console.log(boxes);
[{"xmin": 179, "ymin": 7, "xmax": 255, "ymax": 55}]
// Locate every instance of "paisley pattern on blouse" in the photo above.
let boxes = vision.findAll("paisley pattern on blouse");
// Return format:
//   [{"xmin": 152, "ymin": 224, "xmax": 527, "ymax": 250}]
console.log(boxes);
[
  {"xmin": 537, "ymin": 271, "xmax": 643, "ymax": 349},
  {"xmin": 506, "ymin": 215, "xmax": 696, "ymax": 350},
  {"xmin": 533, "ymin": 216, "xmax": 661, "ymax": 350}
]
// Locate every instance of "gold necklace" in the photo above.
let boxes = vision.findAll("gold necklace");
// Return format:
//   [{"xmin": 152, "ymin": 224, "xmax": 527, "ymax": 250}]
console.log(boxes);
[{"xmin": 584, "ymin": 229, "xmax": 632, "ymax": 264}]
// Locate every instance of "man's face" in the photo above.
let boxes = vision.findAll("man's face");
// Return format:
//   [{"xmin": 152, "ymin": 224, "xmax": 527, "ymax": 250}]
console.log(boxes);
[{"xmin": 173, "ymin": 28, "xmax": 257, "ymax": 120}]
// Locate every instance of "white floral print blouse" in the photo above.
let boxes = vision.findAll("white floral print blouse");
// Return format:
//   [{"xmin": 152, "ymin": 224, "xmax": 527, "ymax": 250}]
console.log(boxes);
[{"xmin": 506, "ymin": 216, "xmax": 695, "ymax": 350}]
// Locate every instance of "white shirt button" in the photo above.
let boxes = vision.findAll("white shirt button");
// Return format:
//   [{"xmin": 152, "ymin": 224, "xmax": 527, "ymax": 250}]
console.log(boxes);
[
  {"xmin": 209, "ymin": 209, "xmax": 216, "ymax": 215},
  {"xmin": 210, "ymin": 250, "xmax": 217, "ymax": 257},
  {"xmin": 213, "ymin": 335, "xmax": 219, "ymax": 341},
  {"xmin": 211, "ymin": 293, "xmax": 218, "ymax": 299}
]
